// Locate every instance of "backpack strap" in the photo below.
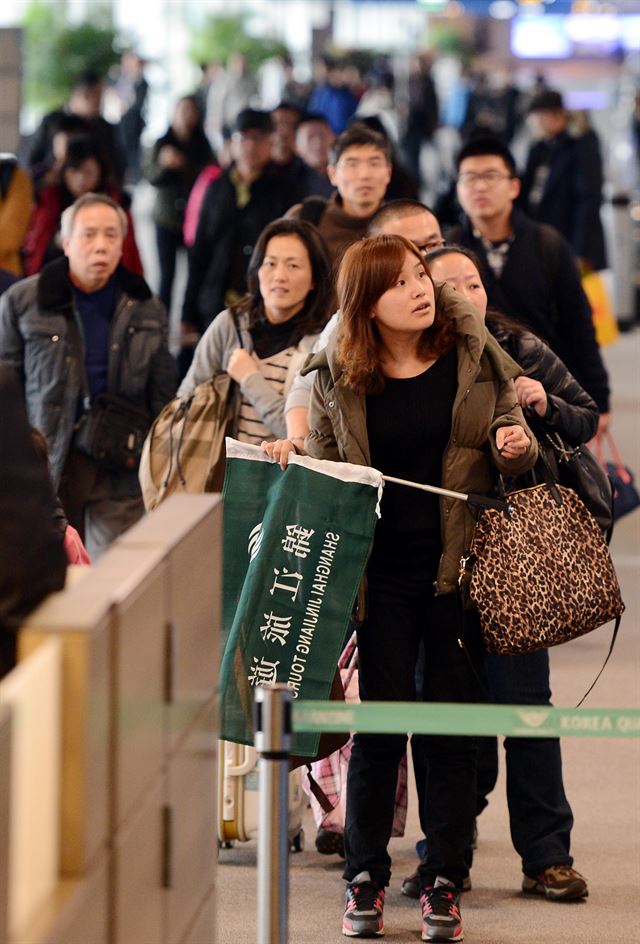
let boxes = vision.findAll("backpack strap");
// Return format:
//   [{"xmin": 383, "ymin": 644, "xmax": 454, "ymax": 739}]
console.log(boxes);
[{"xmin": 298, "ymin": 196, "xmax": 328, "ymax": 227}]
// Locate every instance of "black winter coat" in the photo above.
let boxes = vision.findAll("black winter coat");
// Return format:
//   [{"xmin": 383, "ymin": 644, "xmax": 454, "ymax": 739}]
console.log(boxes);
[
  {"xmin": 489, "ymin": 319, "xmax": 598, "ymax": 446},
  {"xmin": 447, "ymin": 209, "xmax": 610, "ymax": 413},
  {"xmin": 181, "ymin": 166, "xmax": 295, "ymax": 332},
  {"xmin": 145, "ymin": 127, "xmax": 214, "ymax": 231},
  {"xmin": 0, "ymin": 367, "xmax": 66, "ymax": 678},
  {"xmin": 520, "ymin": 129, "xmax": 607, "ymax": 272}
]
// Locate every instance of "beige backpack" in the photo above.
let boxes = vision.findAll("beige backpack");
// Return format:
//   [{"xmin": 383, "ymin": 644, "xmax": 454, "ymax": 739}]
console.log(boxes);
[{"xmin": 139, "ymin": 373, "xmax": 236, "ymax": 511}]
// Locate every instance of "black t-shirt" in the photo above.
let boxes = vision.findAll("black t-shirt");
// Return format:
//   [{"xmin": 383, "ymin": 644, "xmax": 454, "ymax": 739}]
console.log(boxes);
[{"xmin": 366, "ymin": 346, "xmax": 458, "ymax": 540}]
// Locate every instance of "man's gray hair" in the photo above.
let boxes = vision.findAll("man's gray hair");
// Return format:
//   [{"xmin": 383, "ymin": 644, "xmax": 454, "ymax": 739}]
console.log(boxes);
[{"xmin": 60, "ymin": 192, "xmax": 128, "ymax": 240}]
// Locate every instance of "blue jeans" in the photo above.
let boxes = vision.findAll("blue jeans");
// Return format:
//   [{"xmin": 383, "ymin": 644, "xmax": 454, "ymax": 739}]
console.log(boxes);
[{"xmin": 412, "ymin": 648, "xmax": 574, "ymax": 875}]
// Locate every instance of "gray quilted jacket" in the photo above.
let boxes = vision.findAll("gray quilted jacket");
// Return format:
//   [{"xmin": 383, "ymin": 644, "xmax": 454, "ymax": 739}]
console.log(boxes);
[{"xmin": 0, "ymin": 257, "xmax": 176, "ymax": 489}]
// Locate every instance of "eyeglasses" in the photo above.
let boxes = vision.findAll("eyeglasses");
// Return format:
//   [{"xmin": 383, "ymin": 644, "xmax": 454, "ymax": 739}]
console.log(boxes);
[
  {"xmin": 418, "ymin": 237, "xmax": 446, "ymax": 252},
  {"xmin": 457, "ymin": 171, "xmax": 513, "ymax": 188},
  {"xmin": 336, "ymin": 157, "xmax": 389, "ymax": 171}
]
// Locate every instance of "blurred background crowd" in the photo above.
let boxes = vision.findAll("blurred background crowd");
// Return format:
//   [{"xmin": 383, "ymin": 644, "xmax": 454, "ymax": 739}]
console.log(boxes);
[{"xmin": 0, "ymin": 0, "xmax": 638, "ymax": 341}]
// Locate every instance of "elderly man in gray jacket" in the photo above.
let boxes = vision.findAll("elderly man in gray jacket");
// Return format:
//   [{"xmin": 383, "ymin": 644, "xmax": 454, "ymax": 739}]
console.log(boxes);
[{"xmin": 0, "ymin": 192, "xmax": 176, "ymax": 557}]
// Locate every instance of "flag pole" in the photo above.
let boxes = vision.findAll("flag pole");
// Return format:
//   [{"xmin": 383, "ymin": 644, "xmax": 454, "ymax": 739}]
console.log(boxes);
[{"xmin": 381, "ymin": 475, "xmax": 509, "ymax": 512}]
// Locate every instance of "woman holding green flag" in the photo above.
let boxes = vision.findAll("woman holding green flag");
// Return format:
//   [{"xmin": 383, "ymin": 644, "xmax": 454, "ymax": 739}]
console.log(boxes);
[{"xmin": 262, "ymin": 234, "xmax": 536, "ymax": 942}]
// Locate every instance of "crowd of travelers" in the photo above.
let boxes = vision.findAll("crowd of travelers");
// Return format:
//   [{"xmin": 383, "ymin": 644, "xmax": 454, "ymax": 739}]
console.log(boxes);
[{"xmin": 0, "ymin": 49, "xmax": 624, "ymax": 943}]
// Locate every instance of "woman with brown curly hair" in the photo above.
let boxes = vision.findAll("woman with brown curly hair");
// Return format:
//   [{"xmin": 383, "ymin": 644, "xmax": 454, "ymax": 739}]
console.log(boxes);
[{"xmin": 262, "ymin": 234, "xmax": 536, "ymax": 942}]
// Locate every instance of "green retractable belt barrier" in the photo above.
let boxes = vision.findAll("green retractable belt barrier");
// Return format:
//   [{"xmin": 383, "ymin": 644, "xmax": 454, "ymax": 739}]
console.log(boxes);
[{"xmin": 293, "ymin": 701, "xmax": 640, "ymax": 739}]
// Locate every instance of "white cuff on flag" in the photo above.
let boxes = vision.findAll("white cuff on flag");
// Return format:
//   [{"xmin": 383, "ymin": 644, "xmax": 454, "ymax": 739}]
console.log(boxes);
[{"xmin": 225, "ymin": 438, "xmax": 384, "ymax": 516}]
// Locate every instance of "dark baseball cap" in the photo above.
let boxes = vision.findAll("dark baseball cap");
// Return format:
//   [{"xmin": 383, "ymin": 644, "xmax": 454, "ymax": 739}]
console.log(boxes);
[
  {"xmin": 233, "ymin": 108, "xmax": 273, "ymax": 135},
  {"xmin": 528, "ymin": 90, "xmax": 565, "ymax": 113}
]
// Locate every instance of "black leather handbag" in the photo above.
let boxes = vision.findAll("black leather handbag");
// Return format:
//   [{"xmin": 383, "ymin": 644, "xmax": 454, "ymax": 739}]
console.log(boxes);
[
  {"xmin": 539, "ymin": 430, "xmax": 613, "ymax": 533},
  {"xmin": 75, "ymin": 393, "xmax": 150, "ymax": 472}
]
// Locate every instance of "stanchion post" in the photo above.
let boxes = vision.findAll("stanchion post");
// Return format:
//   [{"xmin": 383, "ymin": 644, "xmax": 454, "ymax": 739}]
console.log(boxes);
[{"xmin": 254, "ymin": 684, "xmax": 292, "ymax": 944}]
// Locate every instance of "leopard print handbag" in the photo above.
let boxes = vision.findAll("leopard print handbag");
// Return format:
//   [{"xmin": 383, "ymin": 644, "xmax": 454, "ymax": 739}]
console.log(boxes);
[{"xmin": 459, "ymin": 482, "xmax": 625, "ymax": 656}]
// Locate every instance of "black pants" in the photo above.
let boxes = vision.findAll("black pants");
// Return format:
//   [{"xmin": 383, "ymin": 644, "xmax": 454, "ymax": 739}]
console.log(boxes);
[
  {"xmin": 480, "ymin": 651, "xmax": 574, "ymax": 874},
  {"xmin": 155, "ymin": 224, "xmax": 184, "ymax": 311},
  {"xmin": 343, "ymin": 538, "xmax": 483, "ymax": 889},
  {"xmin": 412, "ymin": 648, "xmax": 574, "ymax": 875}
]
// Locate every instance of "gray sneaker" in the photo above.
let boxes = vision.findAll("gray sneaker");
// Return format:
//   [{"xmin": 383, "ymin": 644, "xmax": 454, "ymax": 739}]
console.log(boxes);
[
  {"xmin": 420, "ymin": 877, "xmax": 463, "ymax": 942},
  {"xmin": 343, "ymin": 871, "xmax": 385, "ymax": 937}
]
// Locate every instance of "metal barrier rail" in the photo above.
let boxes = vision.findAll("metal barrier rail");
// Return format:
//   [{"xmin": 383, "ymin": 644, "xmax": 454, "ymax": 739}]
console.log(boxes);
[{"xmin": 255, "ymin": 691, "xmax": 640, "ymax": 942}]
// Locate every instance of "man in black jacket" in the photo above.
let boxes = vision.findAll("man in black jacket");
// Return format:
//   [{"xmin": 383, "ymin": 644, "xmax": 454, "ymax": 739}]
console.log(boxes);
[
  {"xmin": 447, "ymin": 136, "xmax": 610, "ymax": 429},
  {"xmin": 520, "ymin": 90, "xmax": 607, "ymax": 273},
  {"xmin": 179, "ymin": 109, "xmax": 295, "ymax": 374},
  {"xmin": 0, "ymin": 193, "xmax": 176, "ymax": 558}
]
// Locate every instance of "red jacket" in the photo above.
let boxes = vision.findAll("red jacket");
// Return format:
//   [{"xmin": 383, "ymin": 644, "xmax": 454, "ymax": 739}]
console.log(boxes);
[{"xmin": 23, "ymin": 185, "xmax": 144, "ymax": 277}]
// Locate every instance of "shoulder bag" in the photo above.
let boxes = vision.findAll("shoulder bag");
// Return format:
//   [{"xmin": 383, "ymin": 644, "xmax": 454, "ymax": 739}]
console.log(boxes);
[
  {"xmin": 593, "ymin": 430, "xmax": 640, "ymax": 522},
  {"xmin": 459, "ymin": 477, "xmax": 625, "ymax": 662},
  {"xmin": 139, "ymin": 372, "xmax": 237, "ymax": 511},
  {"xmin": 74, "ymin": 392, "xmax": 151, "ymax": 472},
  {"xmin": 139, "ymin": 312, "xmax": 244, "ymax": 511},
  {"xmin": 539, "ymin": 430, "xmax": 613, "ymax": 534}
]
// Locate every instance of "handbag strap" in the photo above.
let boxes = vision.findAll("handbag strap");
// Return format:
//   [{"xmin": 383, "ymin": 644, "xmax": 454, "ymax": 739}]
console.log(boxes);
[
  {"xmin": 305, "ymin": 765, "xmax": 335, "ymax": 814},
  {"xmin": 542, "ymin": 429, "xmax": 580, "ymax": 464},
  {"xmin": 575, "ymin": 616, "xmax": 622, "ymax": 707},
  {"xmin": 457, "ymin": 567, "xmax": 621, "ymax": 709},
  {"xmin": 595, "ymin": 430, "xmax": 630, "ymax": 483}
]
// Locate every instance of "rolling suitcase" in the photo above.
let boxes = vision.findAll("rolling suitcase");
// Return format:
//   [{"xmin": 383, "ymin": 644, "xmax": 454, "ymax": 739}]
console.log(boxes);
[{"xmin": 217, "ymin": 740, "xmax": 306, "ymax": 851}]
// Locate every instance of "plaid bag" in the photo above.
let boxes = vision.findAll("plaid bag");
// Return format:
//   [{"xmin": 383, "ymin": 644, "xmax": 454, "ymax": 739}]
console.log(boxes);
[{"xmin": 139, "ymin": 373, "xmax": 237, "ymax": 511}]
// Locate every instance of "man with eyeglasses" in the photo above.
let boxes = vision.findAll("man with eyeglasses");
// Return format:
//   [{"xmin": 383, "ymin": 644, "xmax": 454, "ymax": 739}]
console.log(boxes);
[
  {"xmin": 287, "ymin": 124, "xmax": 392, "ymax": 263},
  {"xmin": 448, "ymin": 136, "xmax": 610, "ymax": 431}
]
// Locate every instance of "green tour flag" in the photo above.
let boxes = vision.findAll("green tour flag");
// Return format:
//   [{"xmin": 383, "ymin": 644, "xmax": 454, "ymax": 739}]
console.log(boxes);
[{"xmin": 220, "ymin": 438, "xmax": 383, "ymax": 757}]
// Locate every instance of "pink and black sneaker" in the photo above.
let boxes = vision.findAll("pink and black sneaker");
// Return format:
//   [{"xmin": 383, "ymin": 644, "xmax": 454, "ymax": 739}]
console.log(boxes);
[
  {"xmin": 342, "ymin": 871, "xmax": 385, "ymax": 938},
  {"xmin": 420, "ymin": 876, "xmax": 463, "ymax": 942}
]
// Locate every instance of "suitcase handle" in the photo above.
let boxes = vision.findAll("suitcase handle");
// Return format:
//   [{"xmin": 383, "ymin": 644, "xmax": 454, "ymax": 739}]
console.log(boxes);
[{"xmin": 224, "ymin": 741, "xmax": 257, "ymax": 776}]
